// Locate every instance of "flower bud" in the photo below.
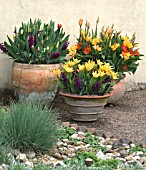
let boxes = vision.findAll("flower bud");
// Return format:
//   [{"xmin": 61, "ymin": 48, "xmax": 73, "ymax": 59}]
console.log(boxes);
[
  {"xmin": 56, "ymin": 42, "xmax": 59, "ymax": 48},
  {"xmin": 79, "ymin": 19, "xmax": 83, "ymax": 27},
  {"xmin": 20, "ymin": 29, "xmax": 24, "ymax": 35},
  {"xmin": 57, "ymin": 24, "xmax": 62, "ymax": 29},
  {"xmin": 87, "ymin": 22, "xmax": 91, "ymax": 29},
  {"xmin": 107, "ymin": 28, "xmax": 113, "ymax": 34},
  {"xmin": 46, "ymin": 46, "xmax": 49, "ymax": 50},
  {"xmin": 31, "ymin": 45, "xmax": 34, "ymax": 48}
]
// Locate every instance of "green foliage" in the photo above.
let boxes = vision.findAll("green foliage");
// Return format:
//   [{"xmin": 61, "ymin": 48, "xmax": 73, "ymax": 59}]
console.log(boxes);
[
  {"xmin": 129, "ymin": 144, "xmax": 146, "ymax": 154},
  {"xmin": 1, "ymin": 101, "xmax": 60, "ymax": 153},
  {"xmin": 2, "ymin": 19, "xmax": 69, "ymax": 64},
  {"xmin": 124, "ymin": 164, "xmax": 142, "ymax": 170},
  {"xmin": 65, "ymin": 151, "xmax": 121, "ymax": 169},
  {"xmin": 84, "ymin": 132, "xmax": 107, "ymax": 151},
  {"xmin": 58, "ymin": 126, "xmax": 76, "ymax": 140}
]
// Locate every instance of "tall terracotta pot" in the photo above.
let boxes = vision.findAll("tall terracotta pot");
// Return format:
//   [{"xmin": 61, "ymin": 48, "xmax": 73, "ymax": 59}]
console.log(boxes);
[
  {"xmin": 60, "ymin": 91, "xmax": 111, "ymax": 121},
  {"xmin": 107, "ymin": 78, "xmax": 126, "ymax": 104},
  {"xmin": 12, "ymin": 62, "xmax": 60, "ymax": 102}
]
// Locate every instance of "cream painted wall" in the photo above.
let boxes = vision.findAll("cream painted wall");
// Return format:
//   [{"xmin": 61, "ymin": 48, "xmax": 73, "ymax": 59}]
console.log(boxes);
[{"xmin": 0, "ymin": 0, "xmax": 146, "ymax": 90}]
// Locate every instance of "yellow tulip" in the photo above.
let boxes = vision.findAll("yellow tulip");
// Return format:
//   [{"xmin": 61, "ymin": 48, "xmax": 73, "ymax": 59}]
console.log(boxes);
[
  {"xmin": 78, "ymin": 64, "xmax": 85, "ymax": 71},
  {"xmin": 53, "ymin": 69, "xmax": 61, "ymax": 77},
  {"xmin": 67, "ymin": 60, "xmax": 75, "ymax": 67},
  {"xmin": 96, "ymin": 60, "xmax": 103, "ymax": 66},
  {"xmin": 123, "ymin": 40, "xmax": 133, "ymax": 49},
  {"xmin": 85, "ymin": 60, "xmax": 95, "ymax": 71},
  {"xmin": 97, "ymin": 70, "xmax": 105, "ymax": 77},
  {"xmin": 92, "ymin": 71, "xmax": 99, "ymax": 78},
  {"xmin": 92, "ymin": 37, "xmax": 101, "ymax": 45},
  {"xmin": 73, "ymin": 58, "xmax": 81, "ymax": 64},
  {"xmin": 64, "ymin": 67, "xmax": 74, "ymax": 73},
  {"xmin": 85, "ymin": 36, "xmax": 91, "ymax": 41},
  {"xmin": 93, "ymin": 45, "xmax": 102, "ymax": 51},
  {"xmin": 69, "ymin": 46, "xmax": 77, "ymax": 58},
  {"xmin": 110, "ymin": 43, "xmax": 120, "ymax": 51},
  {"xmin": 121, "ymin": 35, "xmax": 129, "ymax": 41},
  {"xmin": 101, "ymin": 63, "xmax": 112, "ymax": 73},
  {"xmin": 111, "ymin": 71, "xmax": 118, "ymax": 80},
  {"xmin": 121, "ymin": 52, "xmax": 131, "ymax": 60},
  {"xmin": 63, "ymin": 64, "xmax": 69, "ymax": 69}
]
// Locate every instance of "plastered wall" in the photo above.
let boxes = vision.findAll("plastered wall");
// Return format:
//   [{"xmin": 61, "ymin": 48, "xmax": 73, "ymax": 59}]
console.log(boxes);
[{"xmin": 0, "ymin": 0, "xmax": 146, "ymax": 90}]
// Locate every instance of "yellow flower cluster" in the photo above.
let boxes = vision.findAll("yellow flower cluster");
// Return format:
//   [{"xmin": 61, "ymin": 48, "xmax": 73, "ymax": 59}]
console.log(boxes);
[
  {"xmin": 121, "ymin": 52, "xmax": 131, "ymax": 60},
  {"xmin": 69, "ymin": 46, "xmax": 77, "ymax": 58},
  {"xmin": 54, "ymin": 58, "xmax": 118, "ymax": 81}
]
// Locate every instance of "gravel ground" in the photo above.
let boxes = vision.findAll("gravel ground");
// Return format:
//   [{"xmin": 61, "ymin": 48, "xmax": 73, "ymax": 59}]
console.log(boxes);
[{"xmin": 53, "ymin": 89, "xmax": 146, "ymax": 143}]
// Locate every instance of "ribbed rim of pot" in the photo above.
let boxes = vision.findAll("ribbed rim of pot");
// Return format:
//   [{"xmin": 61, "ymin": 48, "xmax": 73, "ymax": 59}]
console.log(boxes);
[
  {"xmin": 13, "ymin": 62, "xmax": 61, "ymax": 69},
  {"xmin": 59, "ymin": 91, "xmax": 111, "ymax": 99}
]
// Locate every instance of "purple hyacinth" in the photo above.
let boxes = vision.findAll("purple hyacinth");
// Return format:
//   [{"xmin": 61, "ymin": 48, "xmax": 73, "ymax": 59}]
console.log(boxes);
[
  {"xmin": 105, "ymin": 76, "xmax": 111, "ymax": 83},
  {"xmin": 28, "ymin": 35, "xmax": 35, "ymax": 48},
  {"xmin": 51, "ymin": 51, "xmax": 61, "ymax": 59},
  {"xmin": 93, "ymin": 81, "xmax": 101, "ymax": 92},
  {"xmin": 61, "ymin": 72, "xmax": 68, "ymax": 83},
  {"xmin": 62, "ymin": 41, "xmax": 69, "ymax": 51},
  {"xmin": 0, "ymin": 43, "xmax": 8, "ymax": 53},
  {"xmin": 75, "ymin": 76, "xmax": 82, "ymax": 89}
]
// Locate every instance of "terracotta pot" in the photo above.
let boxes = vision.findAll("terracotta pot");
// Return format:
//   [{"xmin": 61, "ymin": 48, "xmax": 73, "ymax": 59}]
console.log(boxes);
[
  {"xmin": 60, "ymin": 91, "xmax": 111, "ymax": 121},
  {"xmin": 12, "ymin": 62, "xmax": 60, "ymax": 101},
  {"xmin": 107, "ymin": 78, "xmax": 126, "ymax": 104}
]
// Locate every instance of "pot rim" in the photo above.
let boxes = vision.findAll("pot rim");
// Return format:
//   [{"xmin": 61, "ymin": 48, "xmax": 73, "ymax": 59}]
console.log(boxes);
[
  {"xmin": 59, "ymin": 91, "xmax": 111, "ymax": 99},
  {"xmin": 13, "ymin": 62, "xmax": 61, "ymax": 69}
]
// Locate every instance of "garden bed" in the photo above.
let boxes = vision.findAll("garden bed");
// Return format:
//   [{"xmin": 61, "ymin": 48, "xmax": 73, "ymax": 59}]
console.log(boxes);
[{"xmin": 54, "ymin": 89, "xmax": 146, "ymax": 144}]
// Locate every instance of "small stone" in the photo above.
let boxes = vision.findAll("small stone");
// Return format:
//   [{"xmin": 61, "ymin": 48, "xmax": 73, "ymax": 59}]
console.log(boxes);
[
  {"xmin": 16, "ymin": 153, "xmax": 28, "ymax": 162},
  {"xmin": 139, "ymin": 156, "xmax": 146, "ymax": 164},
  {"xmin": 106, "ymin": 153, "xmax": 115, "ymax": 158},
  {"xmin": 43, "ymin": 154, "xmax": 50, "ymax": 161},
  {"xmin": 134, "ymin": 155, "xmax": 141, "ymax": 160},
  {"xmin": 67, "ymin": 140, "xmax": 74, "ymax": 145},
  {"xmin": 9, "ymin": 149, "xmax": 21, "ymax": 157},
  {"xmin": 62, "ymin": 122, "xmax": 70, "ymax": 127},
  {"xmin": 119, "ymin": 138, "xmax": 132, "ymax": 145},
  {"xmin": 58, "ymin": 148, "xmax": 65, "ymax": 155},
  {"xmin": 120, "ymin": 150, "xmax": 128, "ymax": 158},
  {"xmin": 68, "ymin": 153, "xmax": 76, "ymax": 158},
  {"xmin": 86, "ymin": 128, "xmax": 96, "ymax": 134},
  {"xmin": 78, "ymin": 131, "xmax": 85, "ymax": 138},
  {"xmin": 62, "ymin": 155, "xmax": 68, "ymax": 160},
  {"xmin": 125, "ymin": 155, "xmax": 135, "ymax": 161},
  {"xmin": 96, "ymin": 151, "xmax": 106, "ymax": 159},
  {"xmin": 130, "ymin": 143, "xmax": 136, "ymax": 148},
  {"xmin": 112, "ymin": 141, "xmax": 123, "ymax": 149},
  {"xmin": 85, "ymin": 158, "xmax": 93, "ymax": 166},
  {"xmin": 25, "ymin": 161, "xmax": 33, "ymax": 167},
  {"xmin": 106, "ymin": 145, "xmax": 112, "ymax": 149},
  {"xmin": 66, "ymin": 148, "xmax": 75, "ymax": 155},
  {"xmin": 56, "ymin": 141, "xmax": 64, "ymax": 147},
  {"xmin": 113, "ymin": 152, "xmax": 120, "ymax": 157},
  {"xmin": 24, "ymin": 150, "xmax": 35, "ymax": 159},
  {"xmin": 85, "ymin": 144, "xmax": 90, "ymax": 148},
  {"xmin": 115, "ymin": 157, "xmax": 126, "ymax": 162},
  {"xmin": 54, "ymin": 153, "xmax": 63, "ymax": 160},
  {"xmin": 70, "ymin": 124, "xmax": 78, "ymax": 130},
  {"xmin": 63, "ymin": 142, "xmax": 67, "ymax": 147},
  {"xmin": 74, "ymin": 141, "xmax": 83, "ymax": 146},
  {"xmin": 32, "ymin": 158, "xmax": 38, "ymax": 164},
  {"xmin": 62, "ymin": 139, "xmax": 68, "ymax": 142},
  {"xmin": 70, "ymin": 134, "xmax": 78, "ymax": 139},
  {"xmin": 136, "ymin": 151, "xmax": 144, "ymax": 156},
  {"xmin": 0, "ymin": 166, "xmax": 3, "ymax": 170},
  {"xmin": 77, "ymin": 126, "xmax": 87, "ymax": 132},
  {"xmin": 74, "ymin": 146, "xmax": 81, "ymax": 151},
  {"xmin": 123, "ymin": 144, "xmax": 130, "ymax": 149}
]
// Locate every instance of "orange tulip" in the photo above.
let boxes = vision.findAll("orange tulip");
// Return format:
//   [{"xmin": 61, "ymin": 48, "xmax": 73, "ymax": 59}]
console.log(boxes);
[
  {"xmin": 107, "ymin": 28, "xmax": 113, "ymax": 34},
  {"xmin": 123, "ymin": 65, "xmax": 128, "ymax": 70},
  {"xmin": 79, "ymin": 19, "xmax": 83, "ymax": 26},
  {"xmin": 76, "ymin": 42, "xmax": 82, "ymax": 50},
  {"xmin": 83, "ymin": 45, "xmax": 91, "ymax": 54}
]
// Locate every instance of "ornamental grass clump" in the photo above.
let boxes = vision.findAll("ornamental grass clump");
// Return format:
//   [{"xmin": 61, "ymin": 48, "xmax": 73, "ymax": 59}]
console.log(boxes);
[
  {"xmin": 69, "ymin": 18, "xmax": 143, "ymax": 78},
  {"xmin": 0, "ymin": 101, "xmax": 59, "ymax": 153},
  {"xmin": 0, "ymin": 19, "xmax": 69, "ymax": 64},
  {"xmin": 54, "ymin": 58, "xmax": 118, "ymax": 96}
]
